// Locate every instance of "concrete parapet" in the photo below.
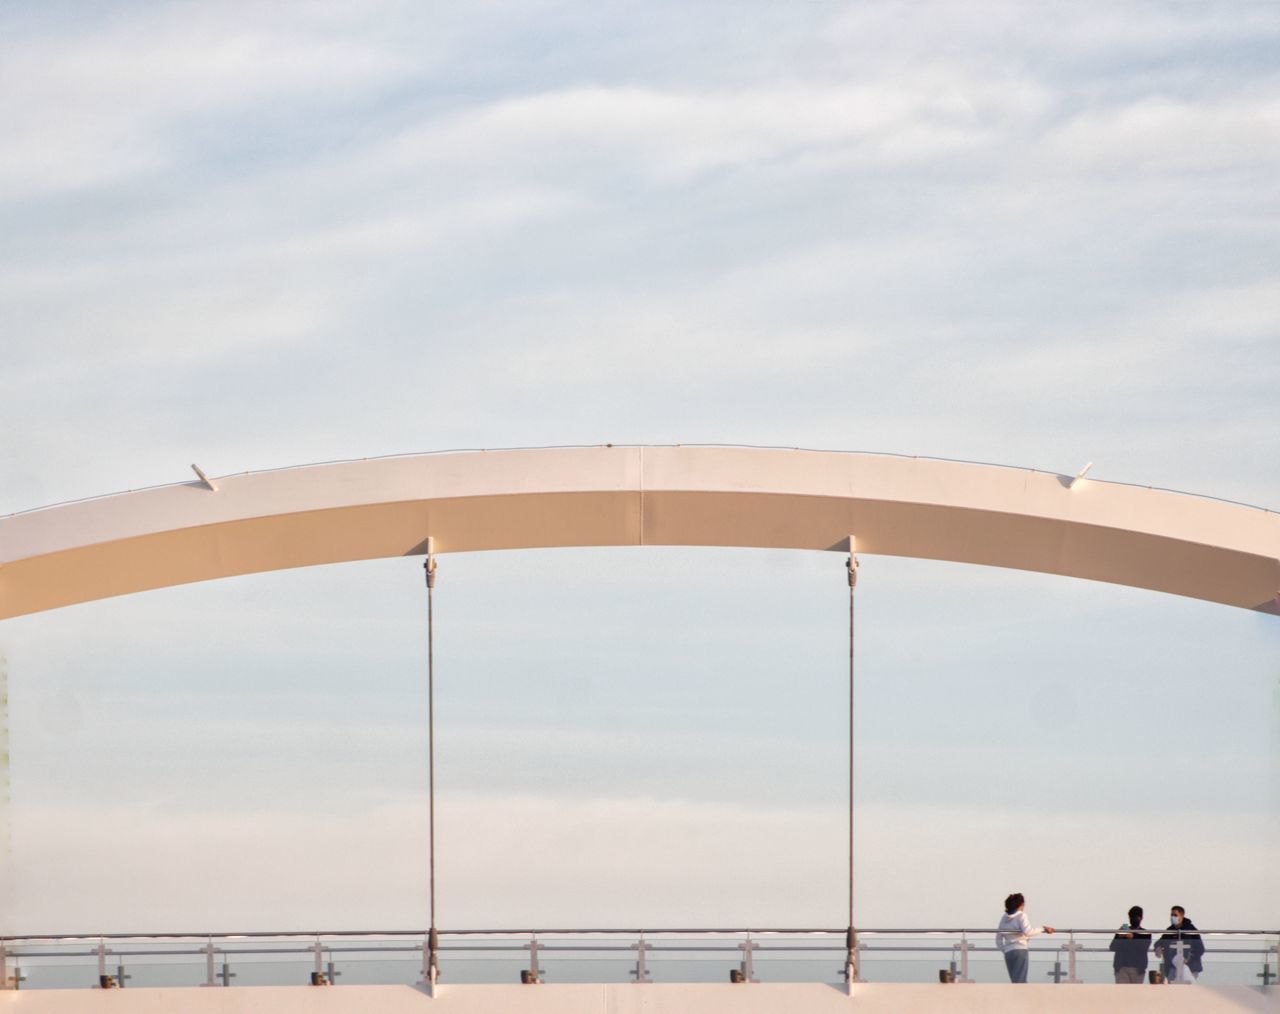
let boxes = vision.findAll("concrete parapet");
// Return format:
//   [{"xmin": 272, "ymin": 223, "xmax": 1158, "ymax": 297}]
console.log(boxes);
[{"xmin": 1, "ymin": 983, "xmax": 1276, "ymax": 1012}]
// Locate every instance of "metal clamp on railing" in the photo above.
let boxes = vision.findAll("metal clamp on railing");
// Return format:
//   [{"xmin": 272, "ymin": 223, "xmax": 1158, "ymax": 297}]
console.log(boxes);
[
  {"xmin": 842, "ymin": 926, "xmax": 858, "ymax": 991},
  {"xmin": 1258, "ymin": 943, "xmax": 1279, "ymax": 987}
]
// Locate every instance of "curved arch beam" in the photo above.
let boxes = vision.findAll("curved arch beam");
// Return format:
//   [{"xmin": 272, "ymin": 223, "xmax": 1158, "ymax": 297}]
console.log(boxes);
[{"xmin": 1, "ymin": 446, "xmax": 1277, "ymax": 619}]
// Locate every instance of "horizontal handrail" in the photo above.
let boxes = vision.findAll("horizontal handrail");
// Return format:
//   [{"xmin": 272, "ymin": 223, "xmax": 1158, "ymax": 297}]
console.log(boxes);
[
  {"xmin": 5, "ymin": 926, "xmax": 1276, "ymax": 943},
  {"xmin": 7, "ymin": 937, "xmax": 1269, "ymax": 952}
]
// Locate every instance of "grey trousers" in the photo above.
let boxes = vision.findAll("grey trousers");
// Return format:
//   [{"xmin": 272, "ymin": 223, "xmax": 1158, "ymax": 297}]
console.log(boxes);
[
  {"xmin": 1114, "ymin": 967, "xmax": 1144, "ymax": 983},
  {"xmin": 1003, "ymin": 949, "xmax": 1029, "ymax": 983}
]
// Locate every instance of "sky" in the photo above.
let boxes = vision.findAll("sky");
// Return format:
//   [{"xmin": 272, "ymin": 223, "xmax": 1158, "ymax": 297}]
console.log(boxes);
[{"xmin": 0, "ymin": 0, "xmax": 1277, "ymax": 938}]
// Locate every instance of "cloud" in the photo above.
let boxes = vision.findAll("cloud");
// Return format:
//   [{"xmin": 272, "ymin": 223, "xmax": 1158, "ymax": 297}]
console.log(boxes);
[
  {"xmin": 0, "ymin": 3, "xmax": 412, "ymax": 198},
  {"xmin": 825, "ymin": 0, "xmax": 1280, "ymax": 79},
  {"xmin": 963, "ymin": 279, "xmax": 1280, "ymax": 404},
  {"xmin": 0, "ymin": 0, "xmax": 1277, "ymax": 941},
  {"xmin": 1045, "ymin": 96, "xmax": 1280, "ymax": 174},
  {"xmin": 376, "ymin": 80, "xmax": 1040, "ymax": 185}
]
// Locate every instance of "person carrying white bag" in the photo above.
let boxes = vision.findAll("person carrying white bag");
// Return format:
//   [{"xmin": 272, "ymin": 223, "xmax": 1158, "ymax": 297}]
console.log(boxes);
[{"xmin": 1154, "ymin": 906, "xmax": 1205, "ymax": 983}]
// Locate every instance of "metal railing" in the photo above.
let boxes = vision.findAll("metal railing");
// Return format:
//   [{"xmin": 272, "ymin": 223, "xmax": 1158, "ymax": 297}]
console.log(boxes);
[{"xmin": 2, "ymin": 927, "xmax": 1276, "ymax": 990}]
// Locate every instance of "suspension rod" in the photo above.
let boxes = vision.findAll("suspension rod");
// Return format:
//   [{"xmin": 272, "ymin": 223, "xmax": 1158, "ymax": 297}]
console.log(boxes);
[
  {"xmin": 846, "ymin": 537, "xmax": 858, "ymax": 977},
  {"xmin": 424, "ymin": 538, "xmax": 439, "ymax": 980}
]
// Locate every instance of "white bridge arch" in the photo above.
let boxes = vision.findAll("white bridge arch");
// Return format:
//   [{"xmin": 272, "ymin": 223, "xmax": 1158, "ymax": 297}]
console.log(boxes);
[{"xmin": 1, "ymin": 445, "xmax": 1277, "ymax": 619}]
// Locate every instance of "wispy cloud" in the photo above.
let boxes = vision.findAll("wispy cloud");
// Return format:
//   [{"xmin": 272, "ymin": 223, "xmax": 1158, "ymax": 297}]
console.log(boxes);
[
  {"xmin": 1045, "ymin": 96, "xmax": 1280, "ymax": 173},
  {"xmin": 0, "ymin": 3, "xmax": 412, "ymax": 197}
]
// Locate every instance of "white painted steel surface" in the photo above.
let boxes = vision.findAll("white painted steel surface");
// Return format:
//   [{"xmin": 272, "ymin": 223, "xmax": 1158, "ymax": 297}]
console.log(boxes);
[
  {"xmin": 0, "ymin": 983, "xmax": 1276, "ymax": 1012},
  {"xmin": 1, "ymin": 446, "xmax": 1277, "ymax": 619}
]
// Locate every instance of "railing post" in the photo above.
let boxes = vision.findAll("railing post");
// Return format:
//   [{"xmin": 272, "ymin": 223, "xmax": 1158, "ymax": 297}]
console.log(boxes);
[
  {"xmin": 1064, "ymin": 934, "xmax": 1083, "ymax": 984},
  {"xmin": 96, "ymin": 938, "xmax": 114, "ymax": 988},
  {"xmin": 739, "ymin": 935, "xmax": 755, "ymax": 984},
  {"xmin": 0, "ymin": 940, "xmax": 9, "ymax": 991},
  {"xmin": 1171, "ymin": 939, "xmax": 1189, "ymax": 983},
  {"xmin": 630, "ymin": 934, "xmax": 650, "ymax": 983},
  {"xmin": 313, "ymin": 938, "xmax": 324, "ymax": 983},
  {"xmin": 221, "ymin": 960, "xmax": 236, "ymax": 987},
  {"xmin": 956, "ymin": 935, "xmax": 972, "ymax": 983},
  {"xmin": 327, "ymin": 960, "xmax": 341, "ymax": 985},
  {"xmin": 203, "ymin": 939, "xmax": 217, "ymax": 987},
  {"xmin": 115, "ymin": 962, "xmax": 131, "ymax": 988},
  {"xmin": 521, "ymin": 934, "xmax": 543, "ymax": 984}
]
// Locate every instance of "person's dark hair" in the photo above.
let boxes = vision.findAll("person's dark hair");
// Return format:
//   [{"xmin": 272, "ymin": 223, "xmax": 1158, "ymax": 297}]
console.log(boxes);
[
  {"xmin": 1128, "ymin": 906, "xmax": 1143, "ymax": 923},
  {"xmin": 1004, "ymin": 893, "xmax": 1024, "ymax": 915},
  {"xmin": 1171, "ymin": 905, "xmax": 1185, "ymax": 916}
]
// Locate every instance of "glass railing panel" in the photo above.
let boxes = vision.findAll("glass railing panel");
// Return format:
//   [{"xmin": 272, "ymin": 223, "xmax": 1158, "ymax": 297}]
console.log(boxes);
[
  {"xmin": 5, "ymin": 960, "xmax": 99, "ymax": 990},
  {"xmin": 533, "ymin": 958, "xmax": 636, "ymax": 984},
  {"xmin": 320, "ymin": 957, "xmax": 420, "ymax": 987},
  {"xmin": 99, "ymin": 960, "xmax": 207, "ymax": 989},
  {"xmin": 741, "ymin": 955, "xmax": 843, "ymax": 985}
]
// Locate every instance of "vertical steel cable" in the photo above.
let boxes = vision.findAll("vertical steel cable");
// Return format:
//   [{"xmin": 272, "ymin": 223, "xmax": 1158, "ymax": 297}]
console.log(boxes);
[
  {"xmin": 846, "ymin": 550, "xmax": 858, "ymax": 974},
  {"xmin": 424, "ymin": 550, "xmax": 439, "ymax": 977},
  {"xmin": 848, "ymin": 571, "xmax": 854, "ymax": 927}
]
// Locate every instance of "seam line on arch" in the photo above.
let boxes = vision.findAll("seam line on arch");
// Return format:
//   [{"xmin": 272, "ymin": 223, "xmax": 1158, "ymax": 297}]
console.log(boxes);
[{"xmin": 638, "ymin": 446, "xmax": 645, "ymax": 546}]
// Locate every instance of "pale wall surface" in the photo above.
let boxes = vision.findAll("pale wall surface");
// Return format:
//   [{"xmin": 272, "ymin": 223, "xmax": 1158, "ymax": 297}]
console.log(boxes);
[{"xmin": 1, "ymin": 984, "xmax": 1277, "ymax": 1013}]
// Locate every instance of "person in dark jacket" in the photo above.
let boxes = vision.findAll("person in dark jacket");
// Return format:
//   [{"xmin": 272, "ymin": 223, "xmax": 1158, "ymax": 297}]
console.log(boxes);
[
  {"xmin": 1154, "ymin": 906, "xmax": 1205, "ymax": 982},
  {"xmin": 1109, "ymin": 906, "xmax": 1151, "ymax": 983}
]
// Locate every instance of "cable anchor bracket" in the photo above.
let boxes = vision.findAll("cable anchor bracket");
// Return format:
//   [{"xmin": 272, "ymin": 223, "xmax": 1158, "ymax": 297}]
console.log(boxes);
[{"xmin": 424, "ymin": 537, "xmax": 438, "ymax": 589}]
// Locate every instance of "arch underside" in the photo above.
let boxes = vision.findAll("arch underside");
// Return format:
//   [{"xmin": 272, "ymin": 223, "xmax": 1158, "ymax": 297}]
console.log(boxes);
[{"xmin": 1, "ymin": 447, "xmax": 1277, "ymax": 619}]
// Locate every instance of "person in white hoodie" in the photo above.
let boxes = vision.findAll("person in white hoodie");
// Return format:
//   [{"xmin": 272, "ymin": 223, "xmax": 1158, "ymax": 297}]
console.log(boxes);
[{"xmin": 996, "ymin": 892, "xmax": 1055, "ymax": 983}]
